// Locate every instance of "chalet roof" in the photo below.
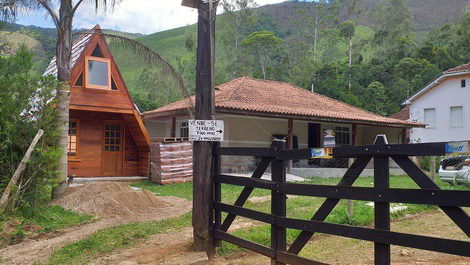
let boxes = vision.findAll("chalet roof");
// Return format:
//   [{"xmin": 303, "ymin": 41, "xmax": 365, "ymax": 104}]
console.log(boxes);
[
  {"xmin": 143, "ymin": 77, "xmax": 423, "ymax": 128},
  {"xmin": 43, "ymin": 25, "xmax": 100, "ymax": 77},
  {"xmin": 389, "ymin": 105, "xmax": 410, "ymax": 121},
  {"xmin": 404, "ymin": 62, "xmax": 470, "ymax": 104}
]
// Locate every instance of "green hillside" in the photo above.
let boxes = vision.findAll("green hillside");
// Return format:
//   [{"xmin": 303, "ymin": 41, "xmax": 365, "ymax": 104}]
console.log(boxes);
[{"xmin": 1, "ymin": 0, "xmax": 469, "ymax": 115}]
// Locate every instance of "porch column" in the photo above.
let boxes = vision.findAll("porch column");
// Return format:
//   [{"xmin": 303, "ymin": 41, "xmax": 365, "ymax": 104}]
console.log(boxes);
[
  {"xmin": 401, "ymin": 128, "xmax": 407, "ymax": 144},
  {"xmin": 171, "ymin": 117, "xmax": 176, "ymax": 137},
  {"xmin": 287, "ymin": 118, "xmax": 294, "ymax": 172},
  {"xmin": 352, "ymin": 124, "xmax": 357, "ymax": 146}
]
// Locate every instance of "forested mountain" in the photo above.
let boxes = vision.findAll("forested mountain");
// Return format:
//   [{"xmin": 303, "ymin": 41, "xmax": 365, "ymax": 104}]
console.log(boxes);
[{"xmin": 1, "ymin": 0, "xmax": 469, "ymax": 115}]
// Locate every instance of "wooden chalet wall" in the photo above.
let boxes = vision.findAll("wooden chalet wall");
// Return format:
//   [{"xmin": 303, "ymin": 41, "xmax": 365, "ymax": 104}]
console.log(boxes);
[{"xmin": 66, "ymin": 25, "xmax": 150, "ymax": 177}]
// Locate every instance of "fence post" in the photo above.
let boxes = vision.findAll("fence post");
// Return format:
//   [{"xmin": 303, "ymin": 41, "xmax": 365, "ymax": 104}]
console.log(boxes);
[
  {"xmin": 271, "ymin": 139, "xmax": 286, "ymax": 265},
  {"xmin": 212, "ymin": 142, "xmax": 222, "ymax": 248},
  {"xmin": 373, "ymin": 135, "xmax": 391, "ymax": 265}
]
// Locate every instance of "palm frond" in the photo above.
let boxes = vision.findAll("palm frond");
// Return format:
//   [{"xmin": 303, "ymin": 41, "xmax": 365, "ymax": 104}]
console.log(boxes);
[
  {"xmin": 84, "ymin": 0, "xmax": 121, "ymax": 12},
  {"xmin": 0, "ymin": 0, "xmax": 41, "ymax": 23},
  {"xmin": 74, "ymin": 31, "xmax": 194, "ymax": 117}
]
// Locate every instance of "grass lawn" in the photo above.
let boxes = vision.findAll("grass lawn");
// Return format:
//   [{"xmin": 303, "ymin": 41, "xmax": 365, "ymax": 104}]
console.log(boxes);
[
  {"xmin": 45, "ymin": 176, "xmax": 468, "ymax": 264},
  {"xmin": 134, "ymin": 175, "xmax": 469, "ymax": 256},
  {"xmin": 45, "ymin": 212, "xmax": 192, "ymax": 265},
  {"xmin": 0, "ymin": 205, "xmax": 94, "ymax": 246}
]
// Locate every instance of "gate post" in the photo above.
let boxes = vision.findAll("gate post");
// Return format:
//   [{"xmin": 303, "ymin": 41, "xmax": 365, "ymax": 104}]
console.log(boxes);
[
  {"xmin": 271, "ymin": 139, "xmax": 286, "ymax": 265},
  {"xmin": 373, "ymin": 135, "xmax": 391, "ymax": 265},
  {"xmin": 213, "ymin": 142, "xmax": 222, "ymax": 248}
]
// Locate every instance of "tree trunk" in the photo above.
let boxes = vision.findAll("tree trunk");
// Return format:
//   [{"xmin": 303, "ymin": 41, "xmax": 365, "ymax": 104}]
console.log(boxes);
[
  {"xmin": 313, "ymin": 12, "xmax": 318, "ymax": 61},
  {"xmin": 53, "ymin": 0, "xmax": 73, "ymax": 198},
  {"xmin": 348, "ymin": 38, "xmax": 352, "ymax": 92},
  {"xmin": 0, "ymin": 130, "xmax": 44, "ymax": 211}
]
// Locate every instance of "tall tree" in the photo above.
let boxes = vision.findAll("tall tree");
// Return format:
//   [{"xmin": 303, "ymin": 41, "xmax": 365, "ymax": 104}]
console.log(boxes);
[
  {"xmin": 240, "ymin": 30, "xmax": 283, "ymax": 79},
  {"xmin": 2, "ymin": 0, "xmax": 122, "ymax": 196},
  {"xmin": 219, "ymin": 0, "xmax": 258, "ymax": 77},
  {"xmin": 340, "ymin": 19, "xmax": 355, "ymax": 91},
  {"xmin": 291, "ymin": 0, "xmax": 333, "ymax": 62},
  {"xmin": 372, "ymin": 0, "xmax": 413, "ymax": 59}
]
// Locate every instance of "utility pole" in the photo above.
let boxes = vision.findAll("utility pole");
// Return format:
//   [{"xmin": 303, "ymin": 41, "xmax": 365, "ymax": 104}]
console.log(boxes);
[{"xmin": 182, "ymin": 0, "xmax": 218, "ymax": 258}]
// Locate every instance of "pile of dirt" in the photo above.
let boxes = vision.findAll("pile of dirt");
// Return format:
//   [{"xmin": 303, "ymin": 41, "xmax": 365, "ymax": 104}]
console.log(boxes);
[{"xmin": 52, "ymin": 182, "xmax": 170, "ymax": 218}]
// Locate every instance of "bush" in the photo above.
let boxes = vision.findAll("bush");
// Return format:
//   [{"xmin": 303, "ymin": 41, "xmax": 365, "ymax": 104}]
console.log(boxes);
[
  {"xmin": 417, "ymin": 156, "xmax": 440, "ymax": 173},
  {"xmin": 0, "ymin": 48, "xmax": 60, "ymax": 212}
]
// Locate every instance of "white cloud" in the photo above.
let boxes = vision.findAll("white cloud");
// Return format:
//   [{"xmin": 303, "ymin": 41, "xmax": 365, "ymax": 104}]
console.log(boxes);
[{"xmin": 72, "ymin": 0, "xmax": 285, "ymax": 34}]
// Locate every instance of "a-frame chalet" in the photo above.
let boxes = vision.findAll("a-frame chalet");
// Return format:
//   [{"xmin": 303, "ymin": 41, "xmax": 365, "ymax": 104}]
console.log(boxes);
[{"xmin": 44, "ymin": 25, "xmax": 150, "ymax": 177}]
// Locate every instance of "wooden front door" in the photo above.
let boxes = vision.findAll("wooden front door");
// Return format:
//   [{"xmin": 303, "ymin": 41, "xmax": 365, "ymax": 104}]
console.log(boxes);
[{"xmin": 102, "ymin": 122, "xmax": 123, "ymax": 176}]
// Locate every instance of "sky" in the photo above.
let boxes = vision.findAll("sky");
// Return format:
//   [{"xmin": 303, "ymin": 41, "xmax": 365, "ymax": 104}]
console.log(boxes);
[{"xmin": 15, "ymin": 0, "xmax": 286, "ymax": 35}]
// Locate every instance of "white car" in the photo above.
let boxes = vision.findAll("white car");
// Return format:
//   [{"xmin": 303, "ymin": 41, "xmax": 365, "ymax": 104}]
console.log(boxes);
[{"xmin": 439, "ymin": 156, "xmax": 470, "ymax": 184}]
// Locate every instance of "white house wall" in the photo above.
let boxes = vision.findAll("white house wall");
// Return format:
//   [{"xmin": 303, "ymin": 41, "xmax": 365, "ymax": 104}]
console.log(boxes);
[
  {"xmin": 410, "ymin": 74, "xmax": 470, "ymax": 143},
  {"xmin": 144, "ymin": 114, "xmax": 403, "ymax": 147}
]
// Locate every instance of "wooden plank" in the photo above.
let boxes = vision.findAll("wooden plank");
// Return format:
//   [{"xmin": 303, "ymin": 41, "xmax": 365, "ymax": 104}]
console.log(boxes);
[
  {"xmin": 70, "ymin": 104, "xmax": 134, "ymax": 114},
  {"xmin": 214, "ymin": 229, "xmax": 275, "ymax": 258},
  {"xmin": 215, "ymin": 147, "xmax": 275, "ymax": 157},
  {"xmin": 278, "ymin": 217, "xmax": 470, "ymax": 257},
  {"xmin": 213, "ymin": 143, "xmax": 222, "ymax": 247},
  {"xmin": 278, "ymin": 183, "xmax": 470, "ymax": 207},
  {"xmin": 374, "ymin": 135, "xmax": 391, "ymax": 265},
  {"xmin": 214, "ymin": 202, "xmax": 276, "ymax": 224},
  {"xmin": 288, "ymin": 157, "xmax": 371, "ymax": 254},
  {"xmin": 393, "ymin": 156, "xmax": 470, "ymax": 237},
  {"xmin": 271, "ymin": 143, "xmax": 287, "ymax": 265},
  {"xmin": 276, "ymin": 149, "xmax": 312, "ymax": 160},
  {"xmin": 276, "ymin": 251, "xmax": 329, "ymax": 265},
  {"xmin": 333, "ymin": 142, "xmax": 447, "ymax": 158},
  {"xmin": 215, "ymin": 174, "xmax": 276, "ymax": 190},
  {"xmin": 220, "ymin": 158, "xmax": 272, "ymax": 231}
]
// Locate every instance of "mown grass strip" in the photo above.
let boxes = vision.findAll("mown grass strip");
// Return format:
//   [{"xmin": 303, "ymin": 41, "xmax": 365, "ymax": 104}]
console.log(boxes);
[{"xmin": 46, "ymin": 212, "xmax": 192, "ymax": 265}]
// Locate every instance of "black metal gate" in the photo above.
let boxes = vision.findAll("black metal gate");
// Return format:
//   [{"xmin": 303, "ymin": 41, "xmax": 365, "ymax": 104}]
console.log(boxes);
[{"xmin": 211, "ymin": 135, "xmax": 470, "ymax": 265}]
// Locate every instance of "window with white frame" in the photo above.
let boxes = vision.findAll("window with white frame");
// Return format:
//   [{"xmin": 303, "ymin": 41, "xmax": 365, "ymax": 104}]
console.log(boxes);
[
  {"xmin": 424, "ymin": 108, "xmax": 436, "ymax": 128},
  {"xmin": 335, "ymin": 126, "xmax": 350, "ymax": 146},
  {"xmin": 450, "ymin": 106, "xmax": 463, "ymax": 127},
  {"xmin": 179, "ymin": 121, "xmax": 189, "ymax": 137}
]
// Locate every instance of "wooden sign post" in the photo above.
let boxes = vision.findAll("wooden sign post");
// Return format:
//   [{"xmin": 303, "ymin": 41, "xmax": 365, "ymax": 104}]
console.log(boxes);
[{"xmin": 182, "ymin": 0, "xmax": 218, "ymax": 258}]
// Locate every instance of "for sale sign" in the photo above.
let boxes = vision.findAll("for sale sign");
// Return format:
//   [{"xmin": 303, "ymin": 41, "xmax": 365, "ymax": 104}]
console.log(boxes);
[{"xmin": 188, "ymin": 120, "xmax": 224, "ymax": 141}]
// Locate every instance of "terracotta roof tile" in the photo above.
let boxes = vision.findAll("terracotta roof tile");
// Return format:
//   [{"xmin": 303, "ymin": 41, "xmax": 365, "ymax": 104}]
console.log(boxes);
[
  {"xmin": 389, "ymin": 105, "xmax": 410, "ymax": 121},
  {"xmin": 143, "ymin": 77, "xmax": 423, "ymax": 128},
  {"xmin": 443, "ymin": 63, "xmax": 470, "ymax": 74}
]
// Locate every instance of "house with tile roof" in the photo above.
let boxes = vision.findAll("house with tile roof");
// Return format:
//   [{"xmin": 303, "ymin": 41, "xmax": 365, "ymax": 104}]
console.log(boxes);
[
  {"xmin": 403, "ymin": 63, "xmax": 470, "ymax": 143},
  {"xmin": 143, "ymin": 77, "xmax": 422, "ymax": 171},
  {"xmin": 44, "ymin": 25, "xmax": 150, "ymax": 177}
]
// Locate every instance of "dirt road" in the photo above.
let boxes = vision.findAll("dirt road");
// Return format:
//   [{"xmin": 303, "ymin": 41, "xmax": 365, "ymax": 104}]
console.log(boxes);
[
  {"xmin": 0, "ymin": 182, "xmax": 192, "ymax": 265},
  {"xmin": 90, "ymin": 210, "xmax": 470, "ymax": 265}
]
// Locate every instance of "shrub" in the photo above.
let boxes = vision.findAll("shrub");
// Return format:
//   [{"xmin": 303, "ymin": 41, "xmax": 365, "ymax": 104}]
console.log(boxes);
[{"xmin": 0, "ymin": 48, "xmax": 60, "ymax": 212}]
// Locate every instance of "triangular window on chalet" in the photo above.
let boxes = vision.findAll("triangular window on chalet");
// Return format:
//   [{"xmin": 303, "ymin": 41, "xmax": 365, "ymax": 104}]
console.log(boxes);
[
  {"xmin": 74, "ymin": 72, "xmax": 84, "ymax": 86},
  {"xmin": 111, "ymin": 76, "xmax": 118, "ymax": 90},
  {"xmin": 91, "ymin": 45, "xmax": 104, "ymax": 57}
]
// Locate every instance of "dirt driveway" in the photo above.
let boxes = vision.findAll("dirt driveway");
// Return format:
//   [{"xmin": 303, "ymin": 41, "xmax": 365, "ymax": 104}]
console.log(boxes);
[
  {"xmin": 90, "ymin": 210, "xmax": 470, "ymax": 265},
  {"xmin": 0, "ymin": 182, "xmax": 192, "ymax": 265}
]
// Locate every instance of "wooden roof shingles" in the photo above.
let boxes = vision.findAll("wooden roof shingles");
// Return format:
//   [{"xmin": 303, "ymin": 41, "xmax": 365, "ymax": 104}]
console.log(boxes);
[{"xmin": 143, "ymin": 77, "xmax": 423, "ymax": 128}]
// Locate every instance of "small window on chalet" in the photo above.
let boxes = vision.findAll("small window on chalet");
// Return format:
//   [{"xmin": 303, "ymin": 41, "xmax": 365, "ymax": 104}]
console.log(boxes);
[
  {"xmin": 68, "ymin": 120, "xmax": 79, "ymax": 157},
  {"xmin": 91, "ymin": 45, "xmax": 104, "ymax": 57},
  {"xmin": 85, "ymin": 56, "xmax": 111, "ymax": 89},
  {"xmin": 111, "ymin": 77, "xmax": 118, "ymax": 90},
  {"xmin": 462, "ymin": 79, "xmax": 467, "ymax": 88},
  {"xmin": 74, "ymin": 72, "xmax": 84, "ymax": 86}
]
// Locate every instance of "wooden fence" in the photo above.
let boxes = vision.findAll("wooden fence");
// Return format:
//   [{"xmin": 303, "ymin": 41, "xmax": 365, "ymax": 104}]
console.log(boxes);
[{"xmin": 211, "ymin": 135, "xmax": 470, "ymax": 265}]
